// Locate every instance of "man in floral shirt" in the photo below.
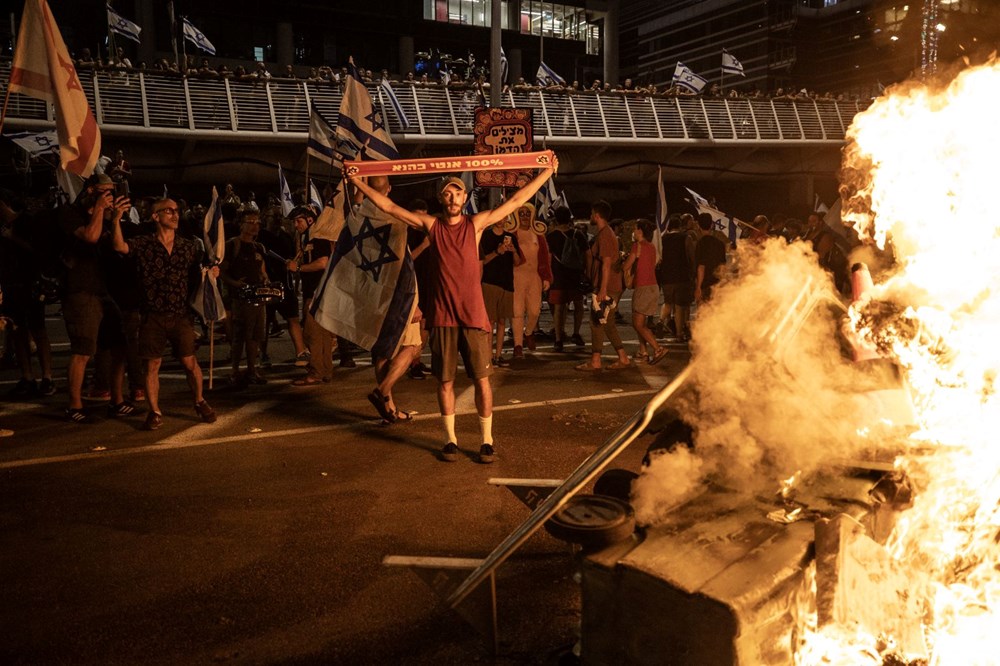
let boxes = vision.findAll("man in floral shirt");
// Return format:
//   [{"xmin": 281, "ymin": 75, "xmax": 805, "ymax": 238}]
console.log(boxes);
[{"xmin": 111, "ymin": 197, "xmax": 218, "ymax": 430}]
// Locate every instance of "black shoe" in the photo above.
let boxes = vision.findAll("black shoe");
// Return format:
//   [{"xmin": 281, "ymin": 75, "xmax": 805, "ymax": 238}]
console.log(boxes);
[
  {"xmin": 478, "ymin": 444, "xmax": 496, "ymax": 464},
  {"xmin": 107, "ymin": 401, "xmax": 138, "ymax": 417},
  {"xmin": 408, "ymin": 364, "xmax": 426, "ymax": 380},
  {"xmin": 441, "ymin": 442, "xmax": 459, "ymax": 462},
  {"xmin": 492, "ymin": 356, "xmax": 510, "ymax": 368},
  {"xmin": 260, "ymin": 353, "xmax": 272, "ymax": 368},
  {"xmin": 38, "ymin": 378, "xmax": 56, "ymax": 396},
  {"xmin": 339, "ymin": 356, "xmax": 357, "ymax": 369},
  {"xmin": 553, "ymin": 340, "xmax": 564, "ymax": 352},
  {"xmin": 9, "ymin": 378, "xmax": 38, "ymax": 399},
  {"xmin": 65, "ymin": 407, "xmax": 94, "ymax": 424},
  {"xmin": 143, "ymin": 411, "xmax": 163, "ymax": 430},
  {"xmin": 570, "ymin": 333, "xmax": 585, "ymax": 347}
]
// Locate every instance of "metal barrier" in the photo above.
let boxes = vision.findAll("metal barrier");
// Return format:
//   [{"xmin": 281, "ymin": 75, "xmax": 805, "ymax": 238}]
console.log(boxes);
[{"xmin": 1, "ymin": 61, "xmax": 864, "ymax": 143}]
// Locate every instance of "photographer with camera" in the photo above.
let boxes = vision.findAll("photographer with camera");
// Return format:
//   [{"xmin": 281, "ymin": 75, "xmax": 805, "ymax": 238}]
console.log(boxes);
[{"xmin": 58, "ymin": 174, "xmax": 134, "ymax": 423}]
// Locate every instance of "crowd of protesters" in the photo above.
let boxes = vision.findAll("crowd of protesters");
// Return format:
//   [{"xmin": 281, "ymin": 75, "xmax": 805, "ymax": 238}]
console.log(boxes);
[
  {"xmin": 1, "ymin": 167, "xmax": 850, "ymax": 452},
  {"xmin": 58, "ymin": 47, "xmax": 868, "ymax": 103}
]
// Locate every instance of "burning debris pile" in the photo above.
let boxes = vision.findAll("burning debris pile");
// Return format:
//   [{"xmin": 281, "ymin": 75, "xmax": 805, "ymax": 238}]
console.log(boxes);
[{"xmin": 632, "ymin": 60, "xmax": 1000, "ymax": 664}]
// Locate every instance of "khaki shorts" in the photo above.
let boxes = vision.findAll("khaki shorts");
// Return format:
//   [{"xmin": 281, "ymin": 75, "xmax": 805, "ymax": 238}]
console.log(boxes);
[
  {"xmin": 139, "ymin": 312, "xmax": 198, "ymax": 360},
  {"xmin": 430, "ymin": 326, "xmax": 493, "ymax": 382},
  {"xmin": 481, "ymin": 283, "xmax": 513, "ymax": 321},
  {"xmin": 632, "ymin": 284, "xmax": 660, "ymax": 317}
]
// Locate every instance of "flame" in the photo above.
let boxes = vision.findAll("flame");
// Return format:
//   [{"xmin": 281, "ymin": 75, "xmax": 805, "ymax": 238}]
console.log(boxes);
[{"xmin": 804, "ymin": 60, "xmax": 1000, "ymax": 664}]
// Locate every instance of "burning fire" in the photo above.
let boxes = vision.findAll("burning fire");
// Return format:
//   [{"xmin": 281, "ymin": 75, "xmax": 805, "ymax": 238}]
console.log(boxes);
[{"xmin": 802, "ymin": 60, "xmax": 1000, "ymax": 664}]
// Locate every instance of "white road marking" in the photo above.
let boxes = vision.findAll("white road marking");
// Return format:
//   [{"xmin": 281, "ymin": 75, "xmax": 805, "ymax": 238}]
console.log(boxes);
[{"xmin": 0, "ymin": 389, "xmax": 655, "ymax": 469}]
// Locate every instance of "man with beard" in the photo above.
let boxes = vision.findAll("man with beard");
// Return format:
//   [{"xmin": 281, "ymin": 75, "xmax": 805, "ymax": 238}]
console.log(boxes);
[{"xmin": 349, "ymin": 159, "xmax": 557, "ymax": 464}]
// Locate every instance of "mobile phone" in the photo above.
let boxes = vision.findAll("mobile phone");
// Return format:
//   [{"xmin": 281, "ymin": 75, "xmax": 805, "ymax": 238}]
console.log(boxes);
[{"xmin": 503, "ymin": 235, "xmax": 513, "ymax": 247}]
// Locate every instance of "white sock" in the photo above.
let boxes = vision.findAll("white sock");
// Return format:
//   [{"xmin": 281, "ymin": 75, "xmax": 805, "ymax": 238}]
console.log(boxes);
[
  {"xmin": 442, "ymin": 413, "xmax": 457, "ymax": 444},
  {"xmin": 479, "ymin": 415, "xmax": 493, "ymax": 445}
]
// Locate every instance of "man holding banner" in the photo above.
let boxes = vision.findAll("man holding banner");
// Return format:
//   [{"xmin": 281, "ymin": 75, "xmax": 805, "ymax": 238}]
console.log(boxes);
[{"xmin": 348, "ymin": 156, "xmax": 557, "ymax": 464}]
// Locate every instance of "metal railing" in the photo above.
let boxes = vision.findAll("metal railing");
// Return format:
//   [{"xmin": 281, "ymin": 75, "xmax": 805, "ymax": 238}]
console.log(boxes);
[{"xmin": 2, "ymin": 61, "xmax": 864, "ymax": 144}]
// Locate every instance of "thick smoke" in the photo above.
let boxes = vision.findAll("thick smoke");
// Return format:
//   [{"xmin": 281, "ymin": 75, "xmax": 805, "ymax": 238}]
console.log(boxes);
[{"xmin": 633, "ymin": 240, "xmax": 893, "ymax": 525}]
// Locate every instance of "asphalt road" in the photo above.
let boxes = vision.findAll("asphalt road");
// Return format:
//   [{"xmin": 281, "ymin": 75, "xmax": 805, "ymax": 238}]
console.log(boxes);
[{"xmin": 1, "ymin": 305, "xmax": 691, "ymax": 665}]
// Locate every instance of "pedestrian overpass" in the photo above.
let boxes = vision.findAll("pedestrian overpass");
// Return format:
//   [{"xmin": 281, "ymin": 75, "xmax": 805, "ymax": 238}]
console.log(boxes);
[{"xmin": 2, "ymin": 60, "xmax": 862, "ymax": 200}]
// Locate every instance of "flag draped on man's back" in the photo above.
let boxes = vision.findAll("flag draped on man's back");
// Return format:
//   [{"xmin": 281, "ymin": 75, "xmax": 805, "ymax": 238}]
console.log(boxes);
[
  {"xmin": 336, "ymin": 59, "xmax": 399, "ymax": 161},
  {"xmin": 311, "ymin": 199, "xmax": 416, "ymax": 360},
  {"xmin": 9, "ymin": 0, "xmax": 101, "ymax": 177}
]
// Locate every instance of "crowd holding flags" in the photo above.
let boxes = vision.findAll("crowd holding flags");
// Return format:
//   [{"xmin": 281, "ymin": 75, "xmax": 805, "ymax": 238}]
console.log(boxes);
[
  {"xmin": 6, "ymin": 0, "xmax": 101, "ymax": 178},
  {"xmin": 182, "ymin": 17, "xmax": 217, "ymax": 56},
  {"xmin": 685, "ymin": 187, "xmax": 741, "ymax": 245},
  {"xmin": 106, "ymin": 5, "xmax": 142, "ymax": 43}
]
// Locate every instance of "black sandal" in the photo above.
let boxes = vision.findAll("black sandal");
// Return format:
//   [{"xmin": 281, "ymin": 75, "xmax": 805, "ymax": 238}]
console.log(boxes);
[{"xmin": 367, "ymin": 388, "xmax": 397, "ymax": 423}]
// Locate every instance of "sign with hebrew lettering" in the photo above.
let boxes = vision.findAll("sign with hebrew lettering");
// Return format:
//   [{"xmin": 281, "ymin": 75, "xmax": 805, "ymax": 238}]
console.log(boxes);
[{"xmin": 473, "ymin": 107, "xmax": 534, "ymax": 188}]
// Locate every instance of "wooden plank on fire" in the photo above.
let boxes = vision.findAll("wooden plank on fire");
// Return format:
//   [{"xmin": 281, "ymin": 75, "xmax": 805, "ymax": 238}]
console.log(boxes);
[{"xmin": 814, "ymin": 514, "xmax": 928, "ymax": 659}]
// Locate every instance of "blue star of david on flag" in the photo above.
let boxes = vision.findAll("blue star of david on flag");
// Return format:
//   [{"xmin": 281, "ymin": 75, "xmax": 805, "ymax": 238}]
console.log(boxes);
[
  {"xmin": 107, "ymin": 6, "xmax": 142, "ymax": 43},
  {"xmin": 364, "ymin": 108, "xmax": 386, "ymax": 134},
  {"xmin": 182, "ymin": 17, "xmax": 217, "ymax": 55},
  {"xmin": 353, "ymin": 217, "xmax": 398, "ymax": 282}
]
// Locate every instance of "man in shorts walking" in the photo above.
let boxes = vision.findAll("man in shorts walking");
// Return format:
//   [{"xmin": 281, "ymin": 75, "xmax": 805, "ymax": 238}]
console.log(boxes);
[
  {"xmin": 111, "ymin": 197, "xmax": 218, "ymax": 430},
  {"xmin": 349, "ymin": 158, "xmax": 557, "ymax": 463}
]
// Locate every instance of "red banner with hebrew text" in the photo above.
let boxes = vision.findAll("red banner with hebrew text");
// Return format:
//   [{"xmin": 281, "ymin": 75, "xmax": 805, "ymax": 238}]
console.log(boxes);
[{"xmin": 343, "ymin": 150, "xmax": 554, "ymax": 179}]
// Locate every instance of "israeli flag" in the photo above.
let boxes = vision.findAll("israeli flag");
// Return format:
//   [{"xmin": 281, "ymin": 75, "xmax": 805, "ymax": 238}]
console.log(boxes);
[
  {"xmin": 685, "ymin": 187, "xmax": 738, "ymax": 245},
  {"xmin": 107, "ymin": 6, "xmax": 141, "ymax": 44},
  {"xmin": 721, "ymin": 49, "xmax": 745, "ymax": 77},
  {"xmin": 337, "ymin": 58, "xmax": 399, "ymax": 162},
  {"xmin": 278, "ymin": 163, "xmax": 294, "ymax": 217},
  {"xmin": 309, "ymin": 180, "xmax": 323, "ymax": 212},
  {"xmin": 461, "ymin": 172, "xmax": 478, "ymax": 216},
  {"xmin": 192, "ymin": 187, "xmax": 226, "ymax": 323},
  {"xmin": 652, "ymin": 166, "xmax": 668, "ymax": 261},
  {"xmin": 536, "ymin": 176, "xmax": 563, "ymax": 220},
  {"xmin": 6, "ymin": 130, "xmax": 59, "ymax": 157},
  {"xmin": 182, "ymin": 18, "xmax": 216, "ymax": 56},
  {"xmin": 379, "ymin": 78, "xmax": 411, "ymax": 131},
  {"xmin": 536, "ymin": 61, "xmax": 566, "ymax": 87},
  {"xmin": 311, "ymin": 199, "xmax": 417, "ymax": 358},
  {"xmin": 672, "ymin": 62, "xmax": 708, "ymax": 94}
]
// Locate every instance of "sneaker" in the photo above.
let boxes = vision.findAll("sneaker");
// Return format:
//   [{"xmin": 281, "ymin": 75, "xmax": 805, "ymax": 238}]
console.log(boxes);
[
  {"xmin": 260, "ymin": 353, "xmax": 272, "ymax": 368},
  {"xmin": 83, "ymin": 387, "xmax": 111, "ymax": 402},
  {"xmin": 143, "ymin": 411, "xmax": 163, "ymax": 431},
  {"xmin": 129, "ymin": 388, "xmax": 146, "ymax": 402},
  {"xmin": 9, "ymin": 378, "xmax": 38, "ymax": 399},
  {"xmin": 294, "ymin": 351, "xmax": 311, "ymax": 367},
  {"xmin": 38, "ymin": 378, "xmax": 56, "ymax": 396},
  {"xmin": 107, "ymin": 401, "xmax": 138, "ymax": 417},
  {"xmin": 492, "ymin": 356, "xmax": 510, "ymax": 368},
  {"xmin": 525, "ymin": 334, "xmax": 536, "ymax": 351},
  {"xmin": 553, "ymin": 340, "xmax": 564, "ymax": 353},
  {"xmin": 441, "ymin": 442, "xmax": 459, "ymax": 462},
  {"xmin": 512, "ymin": 345, "xmax": 524, "ymax": 359},
  {"xmin": 408, "ymin": 364, "xmax": 427, "ymax": 380},
  {"xmin": 478, "ymin": 444, "xmax": 496, "ymax": 464},
  {"xmin": 65, "ymin": 407, "xmax": 95, "ymax": 424},
  {"xmin": 339, "ymin": 356, "xmax": 357, "ymax": 369},
  {"xmin": 194, "ymin": 399, "xmax": 217, "ymax": 423},
  {"xmin": 570, "ymin": 333, "xmax": 585, "ymax": 347}
]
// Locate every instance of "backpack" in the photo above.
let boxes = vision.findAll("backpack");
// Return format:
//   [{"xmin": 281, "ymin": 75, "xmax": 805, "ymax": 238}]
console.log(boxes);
[{"xmin": 558, "ymin": 229, "xmax": 586, "ymax": 272}]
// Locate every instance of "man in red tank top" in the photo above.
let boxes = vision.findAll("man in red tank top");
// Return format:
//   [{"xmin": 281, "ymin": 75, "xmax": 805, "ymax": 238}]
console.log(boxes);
[{"xmin": 350, "ymin": 159, "xmax": 557, "ymax": 463}]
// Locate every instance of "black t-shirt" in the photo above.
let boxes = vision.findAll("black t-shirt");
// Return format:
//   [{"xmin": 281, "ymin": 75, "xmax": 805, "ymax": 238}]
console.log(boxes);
[
  {"xmin": 58, "ymin": 203, "xmax": 109, "ymax": 295},
  {"xmin": 695, "ymin": 234, "xmax": 727, "ymax": 288},
  {"xmin": 546, "ymin": 227, "xmax": 586, "ymax": 291},
  {"xmin": 658, "ymin": 231, "xmax": 692, "ymax": 284},
  {"xmin": 300, "ymin": 233, "xmax": 332, "ymax": 299},
  {"xmin": 479, "ymin": 229, "xmax": 520, "ymax": 291}
]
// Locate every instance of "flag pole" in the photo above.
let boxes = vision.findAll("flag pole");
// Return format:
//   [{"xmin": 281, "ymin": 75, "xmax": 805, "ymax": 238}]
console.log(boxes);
[
  {"xmin": 167, "ymin": 2, "xmax": 179, "ymax": 70},
  {"xmin": 208, "ymin": 317, "xmax": 215, "ymax": 389}
]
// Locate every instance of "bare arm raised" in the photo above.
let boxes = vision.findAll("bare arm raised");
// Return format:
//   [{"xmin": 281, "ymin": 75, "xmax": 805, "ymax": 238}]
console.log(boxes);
[
  {"xmin": 349, "ymin": 175, "xmax": 437, "ymax": 233},
  {"xmin": 471, "ymin": 156, "xmax": 558, "ymax": 232}
]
